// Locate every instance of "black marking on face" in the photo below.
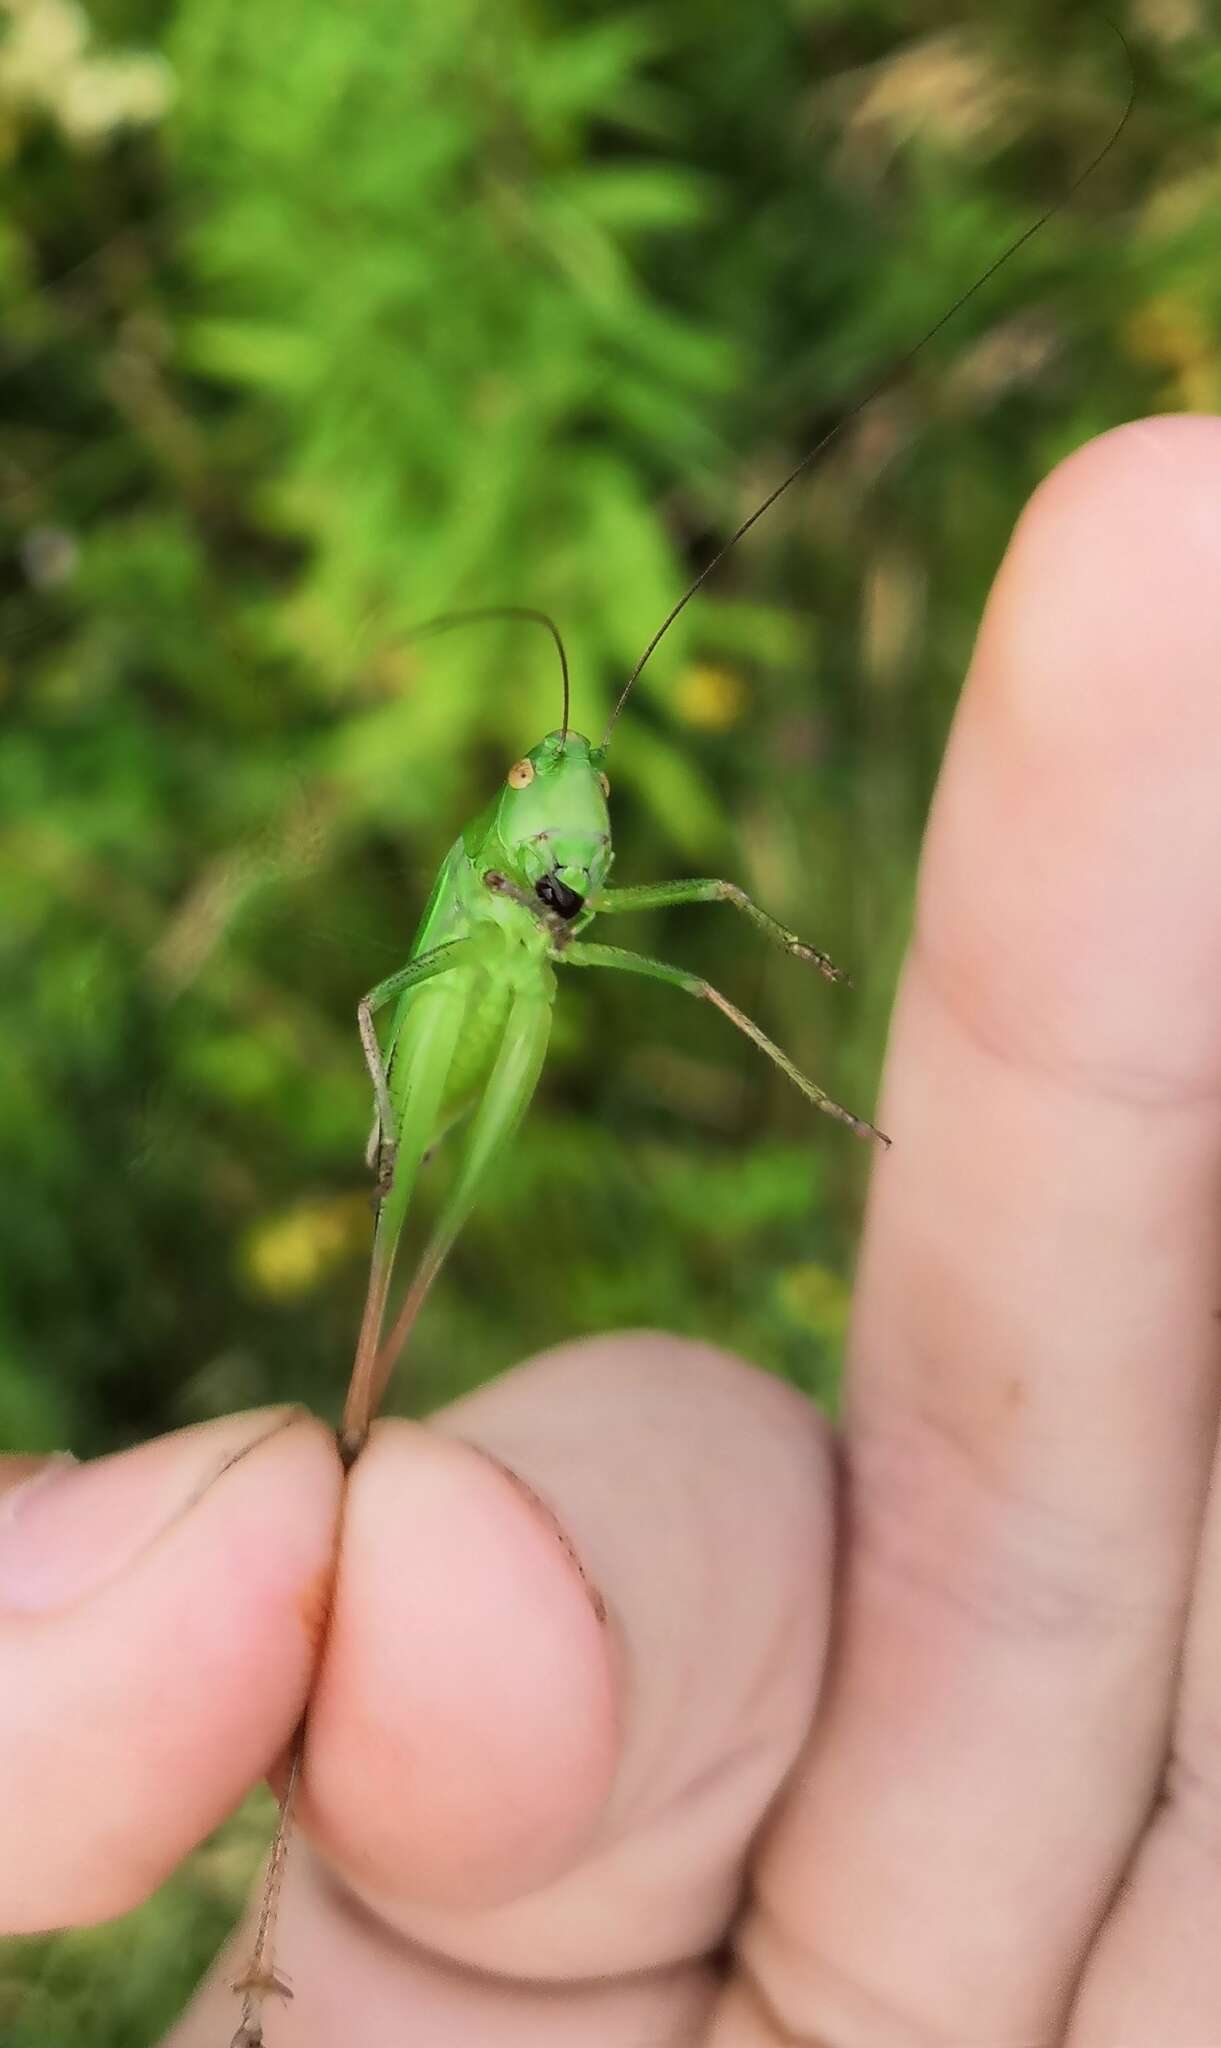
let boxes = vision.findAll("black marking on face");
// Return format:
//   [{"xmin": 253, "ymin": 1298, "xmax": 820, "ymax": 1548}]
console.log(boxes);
[{"xmin": 536, "ymin": 873, "xmax": 584, "ymax": 920}]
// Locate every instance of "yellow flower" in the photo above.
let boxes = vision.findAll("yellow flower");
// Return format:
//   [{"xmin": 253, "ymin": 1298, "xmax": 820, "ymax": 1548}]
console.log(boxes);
[
  {"xmin": 242, "ymin": 1193, "xmax": 370, "ymax": 1301},
  {"xmin": 1124, "ymin": 295, "xmax": 1221, "ymax": 412},
  {"xmin": 674, "ymin": 663, "xmax": 746, "ymax": 733}
]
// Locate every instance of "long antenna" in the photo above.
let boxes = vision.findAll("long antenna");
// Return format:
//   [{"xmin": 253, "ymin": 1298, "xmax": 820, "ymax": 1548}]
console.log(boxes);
[
  {"xmin": 600, "ymin": 28, "xmax": 1135, "ymax": 749},
  {"xmin": 406, "ymin": 605, "xmax": 571, "ymax": 743}
]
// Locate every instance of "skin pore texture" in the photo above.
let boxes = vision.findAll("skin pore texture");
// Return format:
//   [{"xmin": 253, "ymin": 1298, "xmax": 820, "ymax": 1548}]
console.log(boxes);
[{"xmin": 2, "ymin": 414, "xmax": 1221, "ymax": 2045}]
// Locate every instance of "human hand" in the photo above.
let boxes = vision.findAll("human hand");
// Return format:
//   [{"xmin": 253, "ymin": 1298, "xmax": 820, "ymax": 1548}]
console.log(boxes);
[{"xmin": 4, "ymin": 415, "xmax": 1220, "ymax": 2046}]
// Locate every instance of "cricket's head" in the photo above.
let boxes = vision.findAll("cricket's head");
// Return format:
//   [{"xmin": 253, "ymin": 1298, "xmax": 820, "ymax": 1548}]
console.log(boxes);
[{"xmin": 496, "ymin": 729, "xmax": 612, "ymax": 918}]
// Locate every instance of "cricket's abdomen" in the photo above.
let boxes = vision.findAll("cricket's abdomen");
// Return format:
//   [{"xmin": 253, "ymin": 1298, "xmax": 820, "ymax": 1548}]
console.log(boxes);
[
  {"xmin": 435, "ymin": 966, "xmax": 514, "ymax": 1127},
  {"xmin": 388, "ymin": 839, "xmax": 559, "ymax": 1156},
  {"xmin": 386, "ymin": 951, "xmax": 546, "ymax": 1148}
]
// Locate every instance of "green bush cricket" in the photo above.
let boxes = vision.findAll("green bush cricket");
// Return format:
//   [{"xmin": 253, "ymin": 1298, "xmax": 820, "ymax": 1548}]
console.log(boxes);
[{"xmin": 340, "ymin": 623, "xmax": 886, "ymax": 1468}]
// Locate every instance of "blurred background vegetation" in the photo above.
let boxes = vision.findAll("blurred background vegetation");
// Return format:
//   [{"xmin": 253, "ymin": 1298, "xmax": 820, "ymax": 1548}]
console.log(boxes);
[{"xmin": 1, "ymin": 0, "xmax": 1218, "ymax": 2038}]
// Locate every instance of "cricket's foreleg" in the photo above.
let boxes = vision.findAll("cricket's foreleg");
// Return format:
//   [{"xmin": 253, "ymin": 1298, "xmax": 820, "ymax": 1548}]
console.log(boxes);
[
  {"xmin": 374, "ymin": 988, "xmax": 553, "ymax": 1388},
  {"xmin": 590, "ymin": 878, "xmax": 849, "ymax": 983},
  {"xmin": 562, "ymin": 940, "xmax": 889, "ymax": 1145},
  {"xmin": 358, "ymin": 939, "xmax": 475, "ymax": 1194},
  {"xmin": 482, "ymin": 868, "xmax": 570, "ymax": 945}
]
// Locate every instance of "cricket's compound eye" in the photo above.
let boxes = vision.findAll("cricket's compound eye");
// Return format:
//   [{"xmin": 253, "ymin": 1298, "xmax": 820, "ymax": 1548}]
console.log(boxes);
[
  {"xmin": 598, "ymin": 771, "xmax": 610, "ymax": 799},
  {"xmin": 507, "ymin": 759, "xmax": 534, "ymax": 789},
  {"xmin": 536, "ymin": 873, "xmax": 584, "ymax": 920}
]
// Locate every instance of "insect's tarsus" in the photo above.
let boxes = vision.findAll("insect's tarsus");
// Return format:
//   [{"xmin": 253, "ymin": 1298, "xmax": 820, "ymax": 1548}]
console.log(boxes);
[{"xmin": 599, "ymin": 24, "xmax": 1135, "ymax": 749}]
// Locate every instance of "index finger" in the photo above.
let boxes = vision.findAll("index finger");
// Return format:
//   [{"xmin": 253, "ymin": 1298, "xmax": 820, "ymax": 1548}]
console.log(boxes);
[{"xmin": 732, "ymin": 415, "xmax": 1221, "ymax": 2044}]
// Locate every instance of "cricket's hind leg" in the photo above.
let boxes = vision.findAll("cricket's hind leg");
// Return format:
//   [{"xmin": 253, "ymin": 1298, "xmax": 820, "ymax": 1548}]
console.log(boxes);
[
  {"xmin": 226, "ymin": 1733, "xmax": 303, "ymax": 2048},
  {"xmin": 372, "ymin": 986, "xmax": 554, "ymax": 1392},
  {"xmin": 341, "ymin": 974, "xmax": 472, "ymax": 1464},
  {"xmin": 357, "ymin": 938, "xmax": 478, "ymax": 1199}
]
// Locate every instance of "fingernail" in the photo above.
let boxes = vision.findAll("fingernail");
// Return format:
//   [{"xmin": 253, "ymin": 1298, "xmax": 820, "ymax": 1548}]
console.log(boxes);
[
  {"xmin": 0, "ymin": 1410, "xmax": 301, "ymax": 1614},
  {"xmin": 475, "ymin": 1449, "xmax": 608, "ymax": 1627}
]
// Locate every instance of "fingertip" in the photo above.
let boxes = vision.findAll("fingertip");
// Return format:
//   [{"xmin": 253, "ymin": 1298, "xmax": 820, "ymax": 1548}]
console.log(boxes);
[
  {"xmin": 307, "ymin": 1419, "xmax": 618, "ymax": 1912},
  {"xmin": 984, "ymin": 412, "xmax": 1221, "ymax": 751},
  {"xmin": 918, "ymin": 410, "xmax": 1221, "ymax": 1097}
]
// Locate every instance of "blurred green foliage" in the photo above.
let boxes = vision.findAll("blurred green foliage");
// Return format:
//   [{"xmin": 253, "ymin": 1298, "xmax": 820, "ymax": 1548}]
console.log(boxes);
[{"xmin": 1, "ymin": 0, "xmax": 1218, "ymax": 2036}]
